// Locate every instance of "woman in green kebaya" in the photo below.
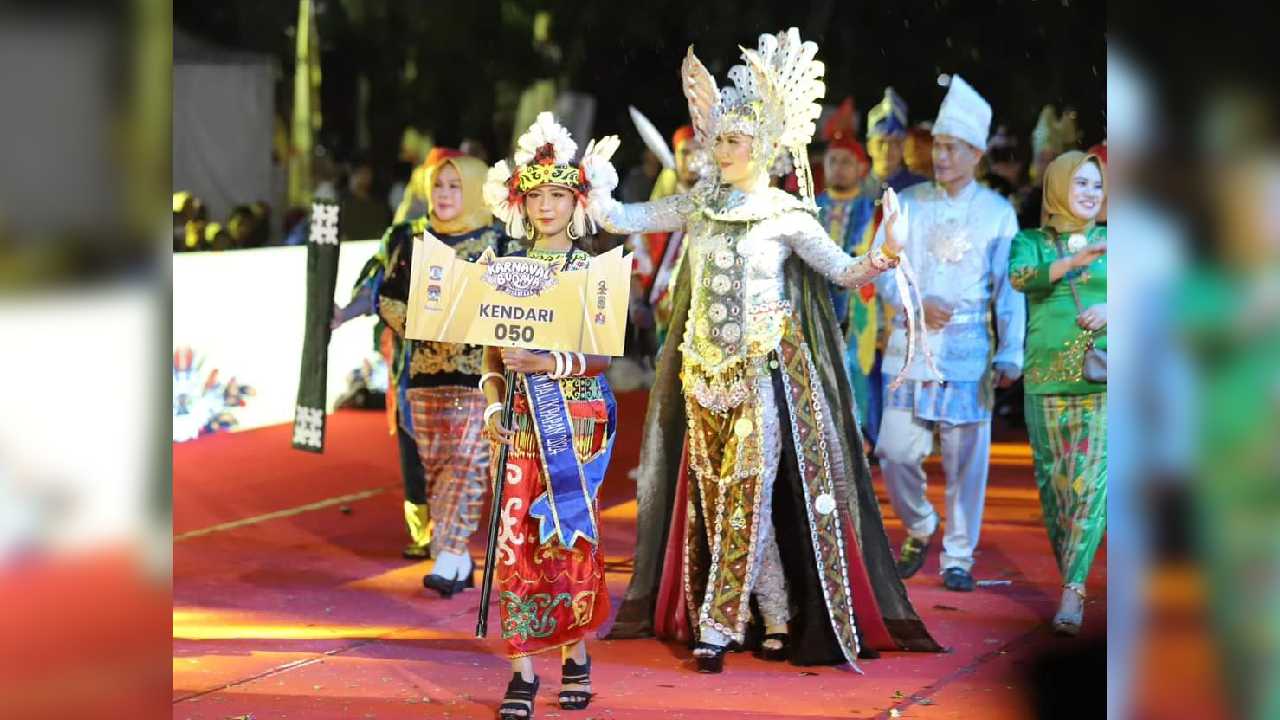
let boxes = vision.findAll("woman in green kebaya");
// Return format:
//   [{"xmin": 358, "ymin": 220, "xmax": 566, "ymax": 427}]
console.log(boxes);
[{"xmin": 1008, "ymin": 150, "xmax": 1107, "ymax": 636}]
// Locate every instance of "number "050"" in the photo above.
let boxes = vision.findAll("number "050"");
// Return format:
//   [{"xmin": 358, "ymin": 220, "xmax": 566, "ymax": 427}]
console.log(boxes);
[{"xmin": 494, "ymin": 323, "xmax": 535, "ymax": 343}]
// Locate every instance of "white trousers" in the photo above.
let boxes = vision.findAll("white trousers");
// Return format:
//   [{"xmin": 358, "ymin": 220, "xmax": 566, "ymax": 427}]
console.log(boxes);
[{"xmin": 876, "ymin": 407, "xmax": 992, "ymax": 572}]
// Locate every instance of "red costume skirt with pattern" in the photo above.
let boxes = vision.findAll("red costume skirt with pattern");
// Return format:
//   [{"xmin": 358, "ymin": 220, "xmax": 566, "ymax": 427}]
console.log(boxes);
[{"xmin": 494, "ymin": 391, "xmax": 612, "ymax": 658}]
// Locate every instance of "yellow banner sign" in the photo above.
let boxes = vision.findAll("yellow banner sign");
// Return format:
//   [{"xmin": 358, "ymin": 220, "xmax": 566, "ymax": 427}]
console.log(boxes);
[{"xmin": 405, "ymin": 233, "xmax": 633, "ymax": 356}]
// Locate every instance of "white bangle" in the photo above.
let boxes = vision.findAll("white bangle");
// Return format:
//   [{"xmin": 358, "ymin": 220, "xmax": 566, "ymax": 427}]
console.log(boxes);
[
  {"xmin": 548, "ymin": 351, "xmax": 562, "ymax": 378},
  {"xmin": 483, "ymin": 402, "xmax": 504, "ymax": 424},
  {"xmin": 573, "ymin": 352, "xmax": 586, "ymax": 376},
  {"xmin": 478, "ymin": 372, "xmax": 504, "ymax": 391}
]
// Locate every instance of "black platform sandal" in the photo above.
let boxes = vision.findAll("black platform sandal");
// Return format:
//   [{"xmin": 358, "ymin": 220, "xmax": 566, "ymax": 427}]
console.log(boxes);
[
  {"xmin": 498, "ymin": 673, "xmax": 539, "ymax": 719},
  {"xmin": 757, "ymin": 633, "xmax": 789, "ymax": 662},
  {"xmin": 693, "ymin": 642, "xmax": 728, "ymax": 673},
  {"xmin": 558, "ymin": 656, "xmax": 592, "ymax": 710}
]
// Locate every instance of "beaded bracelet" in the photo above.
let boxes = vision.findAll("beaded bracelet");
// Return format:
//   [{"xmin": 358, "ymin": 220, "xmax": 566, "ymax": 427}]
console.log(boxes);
[{"xmin": 870, "ymin": 246, "xmax": 900, "ymax": 271}]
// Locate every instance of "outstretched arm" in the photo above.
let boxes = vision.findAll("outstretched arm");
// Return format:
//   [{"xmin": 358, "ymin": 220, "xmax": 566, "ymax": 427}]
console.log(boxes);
[
  {"xmin": 784, "ymin": 212, "xmax": 899, "ymax": 289},
  {"xmin": 588, "ymin": 192, "xmax": 694, "ymax": 235}
]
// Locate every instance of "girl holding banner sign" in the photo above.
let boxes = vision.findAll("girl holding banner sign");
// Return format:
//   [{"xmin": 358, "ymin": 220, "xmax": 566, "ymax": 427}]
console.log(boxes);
[{"xmin": 480, "ymin": 113, "xmax": 620, "ymax": 718}]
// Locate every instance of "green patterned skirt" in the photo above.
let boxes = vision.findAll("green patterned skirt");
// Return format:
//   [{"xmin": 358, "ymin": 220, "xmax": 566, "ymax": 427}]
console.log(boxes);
[{"xmin": 1024, "ymin": 393, "xmax": 1107, "ymax": 588}]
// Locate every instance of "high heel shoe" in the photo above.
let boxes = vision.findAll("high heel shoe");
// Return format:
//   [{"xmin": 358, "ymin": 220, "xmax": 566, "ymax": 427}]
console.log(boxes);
[
  {"xmin": 693, "ymin": 642, "xmax": 728, "ymax": 673},
  {"xmin": 757, "ymin": 633, "xmax": 789, "ymax": 662},
  {"xmin": 1052, "ymin": 586, "xmax": 1085, "ymax": 636},
  {"xmin": 558, "ymin": 655, "xmax": 592, "ymax": 710},
  {"xmin": 498, "ymin": 673, "xmax": 539, "ymax": 719}
]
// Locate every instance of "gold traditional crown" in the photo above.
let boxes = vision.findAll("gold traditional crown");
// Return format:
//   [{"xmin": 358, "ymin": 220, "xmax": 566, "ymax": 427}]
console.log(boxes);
[{"xmin": 515, "ymin": 162, "xmax": 583, "ymax": 193}]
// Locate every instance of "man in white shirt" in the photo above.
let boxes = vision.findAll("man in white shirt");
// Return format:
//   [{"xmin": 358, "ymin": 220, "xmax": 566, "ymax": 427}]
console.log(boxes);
[{"xmin": 872, "ymin": 76, "xmax": 1026, "ymax": 592}]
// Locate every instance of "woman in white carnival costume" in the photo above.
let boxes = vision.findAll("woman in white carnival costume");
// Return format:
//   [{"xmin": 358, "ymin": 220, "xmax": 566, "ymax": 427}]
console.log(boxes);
[{"xmin": 585, "ymin": 29, "xmax": 941, "ymax": 673}]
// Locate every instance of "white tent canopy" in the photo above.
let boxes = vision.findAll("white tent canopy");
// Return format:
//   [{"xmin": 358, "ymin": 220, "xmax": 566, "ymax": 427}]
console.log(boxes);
[{"xmin": 173, "ymin": 29, "xmax": 277, "ymax": 232}]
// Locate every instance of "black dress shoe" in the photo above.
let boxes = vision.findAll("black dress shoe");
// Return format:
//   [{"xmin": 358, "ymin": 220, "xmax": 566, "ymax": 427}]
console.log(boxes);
[
  {"xmin": 422, "ymin": 573, "xmax": 466, "ymax": 598},
  {"xmin": 422, "ymin": 557, "xmax": 477, "ymax": 598},
  {"xmin": 942, "ymin": 567, "xmax": 975, "ymax": 592},
  {"xmin": 896, "ymin": 534, "xmax": 934, "ymax": 579}
]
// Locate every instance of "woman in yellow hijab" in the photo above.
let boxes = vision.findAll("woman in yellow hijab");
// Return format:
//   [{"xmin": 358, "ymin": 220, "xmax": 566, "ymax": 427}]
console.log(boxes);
[
  {"xmin": 337, "ymin": 150, "xmax": 517, "ymax": 592},
  {"xmin": 1008, "ymin": 150, "xmax": 1107, "ymax": 635}
]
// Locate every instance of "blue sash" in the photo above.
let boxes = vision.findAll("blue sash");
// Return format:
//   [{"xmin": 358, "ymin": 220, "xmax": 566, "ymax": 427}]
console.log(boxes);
[{"xmin": 523, "ymin": 369, "xmax": 616, "ymax": 547}]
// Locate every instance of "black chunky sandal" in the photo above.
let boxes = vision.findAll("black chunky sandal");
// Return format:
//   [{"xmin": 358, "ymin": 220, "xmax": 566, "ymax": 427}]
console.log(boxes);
[
  {"xmin": 693, "ymin": 642, "xmax": 728, "ymax": 673},
  {"xmin": 558, "ymin": 655, "xmax": 592, "ymax": 710},
  {"xmin": 498, "ymin": 673, "xmax": 539, "ymax": 719},
  {"xmin": 757, "ymin": 632, "xmax": 789, "ymax": 662}
]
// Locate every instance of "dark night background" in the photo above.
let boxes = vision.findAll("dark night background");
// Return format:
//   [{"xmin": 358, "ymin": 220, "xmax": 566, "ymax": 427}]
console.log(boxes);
[{"xmin": 175, "ymin": 0, "xmax": 1106, "ymax": 179}]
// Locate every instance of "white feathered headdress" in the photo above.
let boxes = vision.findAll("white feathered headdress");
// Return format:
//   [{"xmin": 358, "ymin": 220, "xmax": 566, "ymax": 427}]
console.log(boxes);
[
  {"xmin": 482, "ymin": 111, "xmax": 619, "ymax": 240},
  {"xmin": 682, "ymin": 27, "xmax": 825, "ymax": 201}
]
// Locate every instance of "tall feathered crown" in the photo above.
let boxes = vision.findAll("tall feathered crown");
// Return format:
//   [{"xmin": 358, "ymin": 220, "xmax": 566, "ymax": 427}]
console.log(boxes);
[
  {"xmin": 482, "ymin": 111, "xmax": 619, "ymax": 240},
  {"xmin": 681, "ymin": 27, "xmax": 826, "ymax": 202}
]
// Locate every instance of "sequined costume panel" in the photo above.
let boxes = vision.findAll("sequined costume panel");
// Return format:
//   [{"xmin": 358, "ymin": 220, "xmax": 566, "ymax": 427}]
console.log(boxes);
[
  {"xmin": 681, "ymin": 317, "xmax": 863, "ymax": 664},
  {"xmin": 682, "ymin": 372, "xmax": 783, "ymax": 643},
  {"xmin": 406, "ymin": 387, "xmax": 489, "ymax": 556},
  {"xmin": 494, "ymin": 376, "xmax": 613, "ymax": 658}
]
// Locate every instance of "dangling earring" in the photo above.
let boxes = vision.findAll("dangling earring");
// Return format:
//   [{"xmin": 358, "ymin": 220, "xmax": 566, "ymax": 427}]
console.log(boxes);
[
  {"xmin": 522, "ymin": 216, "xmax": 536, "ymax": 240},
  {"xmin": 567, "ymin": 201, "xmax": 586, "ymax": 241}
]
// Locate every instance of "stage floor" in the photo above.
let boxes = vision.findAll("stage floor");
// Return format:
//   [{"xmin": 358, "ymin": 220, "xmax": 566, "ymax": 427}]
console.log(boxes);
[{"xmin": 174, "ymin": 396, "xmax": 1105, "ymax": 719}]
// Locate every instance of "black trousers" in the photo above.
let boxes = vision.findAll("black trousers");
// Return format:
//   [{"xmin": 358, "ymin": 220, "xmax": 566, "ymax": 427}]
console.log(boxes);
[{"xmin": 396, "ymin": 420, "xmax": 428, "ymax": 505}]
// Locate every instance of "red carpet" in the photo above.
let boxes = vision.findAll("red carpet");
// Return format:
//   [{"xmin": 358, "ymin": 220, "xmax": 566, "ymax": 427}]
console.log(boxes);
[{"xmin": 174, "ymin": 394, "xmax": 1106, "ymax": 719}]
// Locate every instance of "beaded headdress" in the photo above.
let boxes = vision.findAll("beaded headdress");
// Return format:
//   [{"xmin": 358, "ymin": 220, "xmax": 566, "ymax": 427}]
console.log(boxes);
[
  {"xmin": 482, "ymin": 112, "xmax": 618, "ymax": 240},
  {"xmin": 681, "ymin": 27, "xmax": 826, "ymax": 201}
]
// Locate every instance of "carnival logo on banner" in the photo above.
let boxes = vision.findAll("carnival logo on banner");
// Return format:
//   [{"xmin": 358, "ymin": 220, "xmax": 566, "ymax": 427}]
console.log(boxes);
[{"xmin": 482, "ymin": 257, "xmax": 559, "ymax": 298}]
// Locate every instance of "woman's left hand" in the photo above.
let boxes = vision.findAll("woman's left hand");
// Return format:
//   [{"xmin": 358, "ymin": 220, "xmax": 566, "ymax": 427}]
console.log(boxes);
[
  {"xmin": 500, "ymin": 348, "xmax": 553, "ymax": 374},
  {"xmin": 1077, "ymin": 303, "xmax": 1107, "ymax": 331},
  {"xmin": 881, "ymin": 187, "xmax": 909, "ymax": 257}
]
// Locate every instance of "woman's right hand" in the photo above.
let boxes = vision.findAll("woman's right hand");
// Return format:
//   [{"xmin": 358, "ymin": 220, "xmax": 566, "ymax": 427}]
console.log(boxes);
[
  {"xmin": 1071, "ymin": 242, "xmax": 1107, "ymax": 270},
  {"xmin": 485, "ymin": 413, "xmax": 514, "ymax": 446}
]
